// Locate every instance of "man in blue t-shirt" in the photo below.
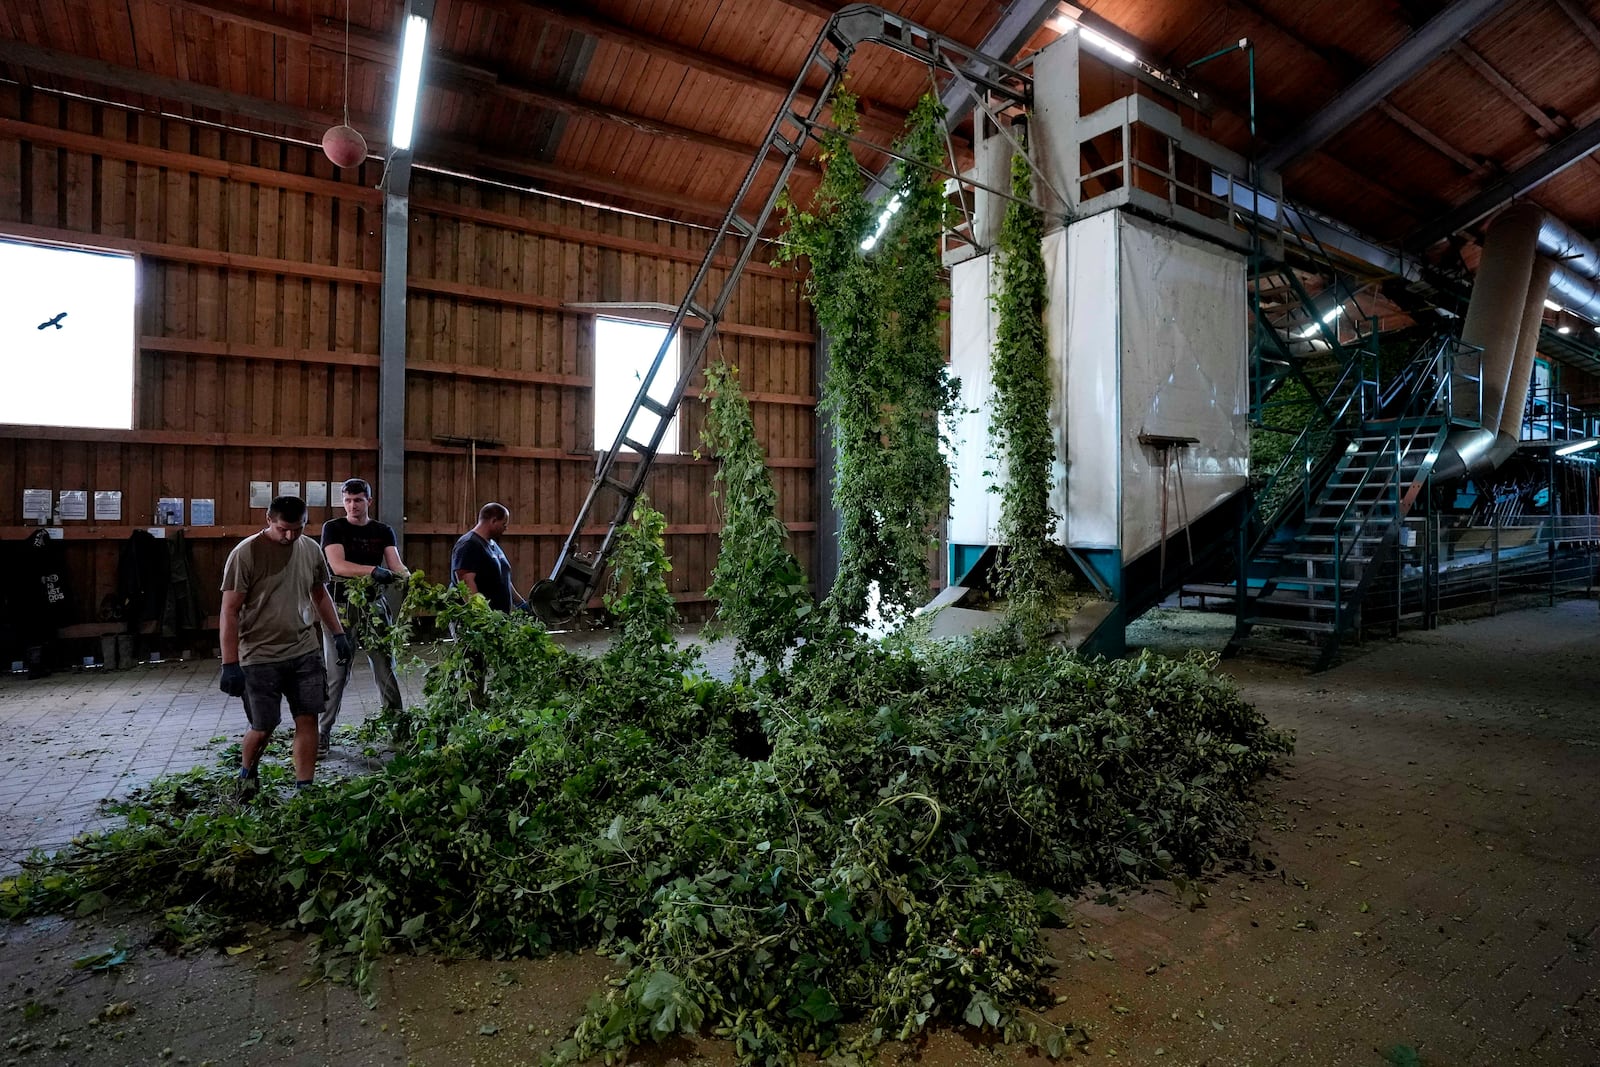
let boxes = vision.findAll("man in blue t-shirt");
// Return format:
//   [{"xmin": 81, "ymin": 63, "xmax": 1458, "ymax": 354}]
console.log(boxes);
[{"xmin": 450, "ymin": 502, "xmax": 522, "ymax": 612}]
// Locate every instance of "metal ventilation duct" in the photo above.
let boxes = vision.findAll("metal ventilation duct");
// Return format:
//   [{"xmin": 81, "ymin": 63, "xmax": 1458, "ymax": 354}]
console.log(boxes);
[
  {"xmin": 1434, "ymin": 204, "xmax": 1549, "ymax": 481},
  {"xmin": 1538, "ymin": 215, "xmax": 1600, "ymax": 324}
]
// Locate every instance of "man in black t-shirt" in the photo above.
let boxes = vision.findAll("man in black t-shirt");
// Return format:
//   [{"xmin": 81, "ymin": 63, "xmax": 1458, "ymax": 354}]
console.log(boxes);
[
  {"xmin": 319, "ymin": 478, "xmax": 409, "ymax": 752},
  {"xmin": 450, "ymin": 502, "xmax": 522, "ymax": 612}
]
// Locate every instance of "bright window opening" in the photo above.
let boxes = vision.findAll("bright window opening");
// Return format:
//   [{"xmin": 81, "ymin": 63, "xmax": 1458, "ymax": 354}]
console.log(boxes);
[
  {"xmin": 0, "ymin": 239, "xmax": 136, "ymax": 429},
  {"xmin": 593, "ymin": 317, "xmax": 679, "ymax": 454}
]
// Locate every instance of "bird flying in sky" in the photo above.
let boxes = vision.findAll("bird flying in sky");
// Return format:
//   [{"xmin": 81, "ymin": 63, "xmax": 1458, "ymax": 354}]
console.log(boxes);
[{"xmin": 37, "ymin": 312, "xmax": 67, "ymax": 330}]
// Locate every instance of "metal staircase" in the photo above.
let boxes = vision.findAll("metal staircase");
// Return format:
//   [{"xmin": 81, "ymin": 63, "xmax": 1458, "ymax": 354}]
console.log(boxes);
[
  {"xmin": 1224, "ymin": 336, "xmax": 1471, "ymax": 669},
  {"xmin": 527, "ymin": 5, "xmax": 1030, "ymax": 623},
  {"xmin": 1247, "ymin": 193, "xmax": 1397, "ymax": 428}
]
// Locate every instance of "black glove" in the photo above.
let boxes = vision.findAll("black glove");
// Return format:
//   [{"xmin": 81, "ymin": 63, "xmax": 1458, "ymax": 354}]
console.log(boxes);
[
  {"xmin": 220, "ymin": 662, "xmax": 246, "ymax": 698},
  {"xmin": 370, "ymin": 565, "xmax": 398, "ymax": 584},
  {"xmin": 333, "ymin": 632, "xmax": 354, "ymax": 666}
]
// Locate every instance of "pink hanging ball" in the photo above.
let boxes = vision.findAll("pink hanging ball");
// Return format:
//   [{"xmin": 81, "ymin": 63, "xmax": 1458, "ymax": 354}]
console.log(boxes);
[{"xmin": 321, "ymin": 124, "xmax": 368, "ymax": 169}]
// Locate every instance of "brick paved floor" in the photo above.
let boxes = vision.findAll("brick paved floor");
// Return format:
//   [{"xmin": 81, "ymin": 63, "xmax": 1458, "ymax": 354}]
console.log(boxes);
[
  {"xmin": 1, "ymin": 606, "xmax": 1596, "ymax": 1066},
  {"xmin": 0, "ymin": 658, "xmax": 411, "ymax": 873}
]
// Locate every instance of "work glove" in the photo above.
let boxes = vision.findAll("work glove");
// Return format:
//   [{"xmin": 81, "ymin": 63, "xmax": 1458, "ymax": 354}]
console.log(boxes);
[
  {"xmin": 370, "ymin": 565, "xmax": 398, "ymax": 584},
  {"xmin": 333, "ymin": 632, "xmax": 354, "ymax": 666},
  {"xmin": 220, "ymin": 662, "xmax": 247, "ymax": 697}
]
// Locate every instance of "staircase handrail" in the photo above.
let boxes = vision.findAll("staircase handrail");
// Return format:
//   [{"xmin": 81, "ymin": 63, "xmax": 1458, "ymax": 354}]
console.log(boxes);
[
  {"xmin": 1329, "ymin": 339, "xmax": 1457, "ymax": 637},
  {"xmin": 1248, "ymin": 351, "xmax": 1374, "ymax": 557},
  {"xmin": 1277, "ymin": 196, "xmax": 1381, "ymax": 352}
]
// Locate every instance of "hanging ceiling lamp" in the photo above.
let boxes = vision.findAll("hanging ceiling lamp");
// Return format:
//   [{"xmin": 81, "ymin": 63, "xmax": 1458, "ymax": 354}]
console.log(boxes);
[{"xmin": 321, "ymin": 0, "xmax": 368, "ymax": 168}]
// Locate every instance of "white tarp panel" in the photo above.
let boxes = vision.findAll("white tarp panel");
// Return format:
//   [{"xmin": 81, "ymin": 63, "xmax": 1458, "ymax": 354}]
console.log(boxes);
[
  {"xmin": 1058, "ymin": 213, "xmax": 1121, "ymax": 548},
  {"xmin": 1044, "ymin": 228, "xmax": 1070, "ymax": 540},
  {"xmin": 1116, "ymin": 213, "xmax": 1249, "ymax": 561},
  {"xmin": 947, "ymin": 253, "xmax": 1001, "ymax": 545}
]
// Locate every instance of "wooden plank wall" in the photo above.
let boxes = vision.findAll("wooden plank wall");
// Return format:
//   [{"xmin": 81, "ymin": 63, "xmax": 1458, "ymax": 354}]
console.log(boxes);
[
  {"xmin": 0, "ymin": 85, "xmax": 817, "ymax": 633},
  {"xmin": 403, "ymin": 175, "xmax": 817, "ymax": 608}
]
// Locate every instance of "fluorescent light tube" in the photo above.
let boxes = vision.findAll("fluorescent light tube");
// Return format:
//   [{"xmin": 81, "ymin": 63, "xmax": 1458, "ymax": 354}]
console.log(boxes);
[
  {"xmin": 391, "ymin": 13, "xmax": 429, "ymax": 152},
  {"xmin": 1544, "ymin": 299, "xmax": 1563, "ymax": 311},
  {"xmin": 1295, "ymin": 305, "xmax": 1343, "ymax": 338},
  {"xmin": 1080, "ymin": 26, "xmax": 1137, "ymax": 64},
  {"xmin": 860, "ymin": 195, "xmax": 902, "ymax": 252},
  {"xmin": 1555, "ymin": 438, "xmax": 1598, "ymax": 456}
]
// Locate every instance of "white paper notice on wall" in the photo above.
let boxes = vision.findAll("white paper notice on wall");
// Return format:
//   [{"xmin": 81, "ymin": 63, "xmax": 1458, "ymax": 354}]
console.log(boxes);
[
  {"xmin": 277, "ymin": 481, "xmax": 301, "ymax": 500},
  {"xmin": 306, "ymin": 481, "xmax": 329, "ymax": 507},
  {"xmin": 249, "ymin": 481, "xmax": 272, "ymax": 508},
  {"xmin": 57, "ymin": 490, "xmax": 88, "ymax": 521},
  {"xmin": 22, "ymin": 489, "xmax": 51, "ymax": 521},
  {"xmin": 190, "ymin": 499, "xmax": 215, "ymax": 526},
  {"xmin": 94, "ymin": 491, "xmax": 122, "ymax": 521},
  {"xmin": 156, "ymin": 498, "xmax": 184, "ymax": 525}
]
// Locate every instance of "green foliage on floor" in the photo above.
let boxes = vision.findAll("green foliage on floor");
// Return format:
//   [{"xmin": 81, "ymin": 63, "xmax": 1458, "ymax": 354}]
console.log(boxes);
[{"xmin": 0, "ymin": 502, "xmax": 1289, "ymax": 1066}]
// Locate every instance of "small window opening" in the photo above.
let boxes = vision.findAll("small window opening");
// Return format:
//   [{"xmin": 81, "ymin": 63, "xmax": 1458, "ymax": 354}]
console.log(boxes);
[
  {"xmin": 0, "ymin": 239, "xmax": 136, "ymax": 430},
  {"xmin": 593, "ymin": 317, "xmax": 679, "ymax": 454}
]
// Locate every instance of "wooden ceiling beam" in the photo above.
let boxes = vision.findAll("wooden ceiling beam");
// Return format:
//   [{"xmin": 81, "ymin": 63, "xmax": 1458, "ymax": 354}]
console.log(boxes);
[
  {"xmin": 1410, "ymin": 114, "xmax": 1600, "ymax": 246},
  {"xmin": 1224, "ymin": 0, "xmax": 1487, "ymax": 178},
  {"xmin": 152, "ymin": 0, "xmax": 314, "ymax": 43},
  {"xmin": 427, "ymin": 136, "xmax": 738, "ymax": 222},
  {"xmin": 145, "ymin": 0, "xmax": 827, "ymax": 180},
  {"xmin": 487, "ymin": 78, "xmax": 809, "ymax": 169},
  {"xmin": 141, "ymin": 0, "xmax": 947, "ymax": 203},
  {"xmin": 767, "ymin": 0, "xmax": 847, "ymax": 18},
  {"xmin": 490, "ymin": 0, "xmax": 795, "ymax": 95},
  {"xmin": 0, "ymin": 38, "xmax": 344, "ymax": 131},
  {"xmin": 1552, "ymin": 0, "xmax": 1600, "ymax": 55},
  {"xmin": 0, "ymin": 39, "xmax": 745, "ymax": 225},
  {"xmin": 331, "ymin": 24, "xmax": 824, "ymax": 178},
  {"xmin": 495, "ymin": 0, "xmax": 916, "ymax": 141},
  {"xmin": 1259, "ymin": 0, "xmax": 1518, "ymax": 172},
  {"xmin": 1449, "ymin": 42, "xmax": 1566, "ymax": 137},
  {"xmin": 1375, "ymin": 101, "xmax": 1486, "ymax": 174}
]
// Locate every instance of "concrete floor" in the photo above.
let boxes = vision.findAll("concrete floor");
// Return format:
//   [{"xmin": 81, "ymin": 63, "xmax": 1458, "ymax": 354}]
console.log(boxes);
[{"xmin": 1, "ymin": 604, "xmax": 1597, "ymax": 1065}]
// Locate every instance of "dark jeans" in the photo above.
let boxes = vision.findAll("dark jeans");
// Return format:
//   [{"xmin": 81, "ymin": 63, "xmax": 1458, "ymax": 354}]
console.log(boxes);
[{"xmin": 241, "ymin": 651, "xmax": 327, "ymax": 732}]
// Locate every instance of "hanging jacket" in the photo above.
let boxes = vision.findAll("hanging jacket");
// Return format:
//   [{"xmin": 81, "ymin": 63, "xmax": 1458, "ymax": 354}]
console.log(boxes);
[
  {"xmin": 115, "ymin": 529, "xmax": 168, "ymax": 635},
  {"xmin": 164, "ymin": 530, "xmax": 204, "ymax": 634}
]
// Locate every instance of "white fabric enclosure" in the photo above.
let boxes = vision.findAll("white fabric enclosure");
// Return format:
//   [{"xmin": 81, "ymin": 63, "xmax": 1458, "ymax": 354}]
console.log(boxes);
[
  {"xmin": 947, "ymin": 253, "xmax": 1002, "ymax": 546},
  {"xmin": 1114, "ymin": 213, "xmax": 1250, "ymax": 560},
  {"xmin": 947, "ymin": 207, "xmax": 1249, "ymax": 562}
]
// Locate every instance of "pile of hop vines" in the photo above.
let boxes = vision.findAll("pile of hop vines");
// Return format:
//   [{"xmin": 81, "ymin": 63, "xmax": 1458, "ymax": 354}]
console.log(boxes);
[{"xmin": 0, "ymin": 503, "xmax": 1289, "ymax": 1065}]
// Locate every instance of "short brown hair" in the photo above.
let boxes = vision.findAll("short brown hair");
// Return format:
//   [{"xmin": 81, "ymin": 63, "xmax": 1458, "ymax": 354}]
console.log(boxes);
[
  {"xmin": 268, "ymin": 496, "xmax": 307, "ymax": 522},
  {"xmin": 340, "ymin": 478, "xmax": 372, "ymax": 498},
  {"xmin": 479, "ymin": 502, "xmax": 509, "ymax": 523}
]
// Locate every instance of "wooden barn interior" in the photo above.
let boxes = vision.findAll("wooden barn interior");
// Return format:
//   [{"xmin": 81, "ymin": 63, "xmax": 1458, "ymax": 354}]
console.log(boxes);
[
  {"xmin": 5, "ymin": 0, "xmax": 1600, "ymax": 636},
  {"xmin": 2, "ymin": 1, "xmax": 1600, "ymax": 1063}
]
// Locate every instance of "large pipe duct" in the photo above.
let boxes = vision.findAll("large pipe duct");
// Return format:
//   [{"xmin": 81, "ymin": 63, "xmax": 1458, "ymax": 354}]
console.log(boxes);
[
  {"xmin": 1497, "ymin": 256, "xmax": 1553, "ymax": 449},
  {"xmin": 1538, "ymin": 215, "xmax": 1600, "ymax": 325},
  {"xmin": 1434, "ymin": 203, "xmax": 1545, "ymax": 481}
]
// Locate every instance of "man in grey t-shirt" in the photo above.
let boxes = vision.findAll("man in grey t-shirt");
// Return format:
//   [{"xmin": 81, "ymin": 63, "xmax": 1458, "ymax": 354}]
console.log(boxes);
[{"xmin": 219, "ymin": 496, "xmax": 351, "ymax": 794}]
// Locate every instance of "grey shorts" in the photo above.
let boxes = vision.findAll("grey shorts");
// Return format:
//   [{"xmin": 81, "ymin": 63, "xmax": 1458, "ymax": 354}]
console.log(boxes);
[{"xmin": 241, "ymin": 651, "xmax": 327, "ymax": 732}]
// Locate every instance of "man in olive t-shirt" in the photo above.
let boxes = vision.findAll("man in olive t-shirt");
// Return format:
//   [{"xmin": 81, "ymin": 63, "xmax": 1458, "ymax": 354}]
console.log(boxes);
[{"xmin": 219, "ymin": 496, "xmax": 351, "ymax": 793}]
